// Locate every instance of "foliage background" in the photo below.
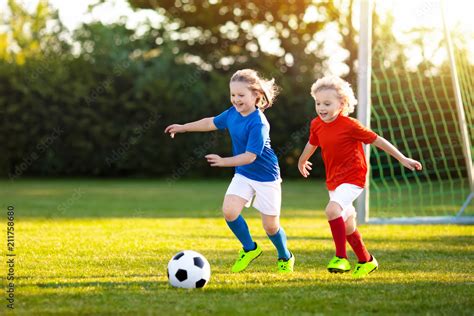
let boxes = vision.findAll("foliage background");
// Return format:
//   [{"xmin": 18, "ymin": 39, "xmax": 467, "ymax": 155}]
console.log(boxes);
[{"xmin": 0, "ymin": 0, "xmax": 471, "ymax": 179}]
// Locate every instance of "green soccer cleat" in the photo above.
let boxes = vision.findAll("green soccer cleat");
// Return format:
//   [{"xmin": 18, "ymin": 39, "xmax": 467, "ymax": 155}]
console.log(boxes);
[
  {"xmin": 327, "ymin": 256, "xmax": 351, "ymax": 273},
  {"xmin": 231, "ymin": 243, "xmax": 263, "ymax": 273},
  {"xmin": 352, "ymin": 256, "xmax": 378, "ymax": 278},
  {"xmin": 277, "ymin": 252, "xmax": 295, "ymax": 273}
]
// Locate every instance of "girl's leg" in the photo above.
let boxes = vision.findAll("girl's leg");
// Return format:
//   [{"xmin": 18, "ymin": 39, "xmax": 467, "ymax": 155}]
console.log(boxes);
[
  {"xmin": 223, "ymin": 194, "xmax": 256, "ymax": 252},
  {"xmin": 326, "ymin": 201, "xmax": 347, "ymax": 258},
  {"xmin": 261, "ymin": 214, "xmax": 291, "ymax": 260}
]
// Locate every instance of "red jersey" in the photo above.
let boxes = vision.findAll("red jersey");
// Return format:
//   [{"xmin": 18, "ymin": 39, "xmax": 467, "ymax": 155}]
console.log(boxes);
[{"xmin": 309, "ymin": 115, "xmax": 378, "ymax": 190}]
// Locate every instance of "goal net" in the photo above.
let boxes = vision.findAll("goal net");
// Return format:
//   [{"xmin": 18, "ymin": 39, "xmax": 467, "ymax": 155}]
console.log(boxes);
[{"xmin": 358, "ymin": 0, "xmax": 473, "ymax": 224}]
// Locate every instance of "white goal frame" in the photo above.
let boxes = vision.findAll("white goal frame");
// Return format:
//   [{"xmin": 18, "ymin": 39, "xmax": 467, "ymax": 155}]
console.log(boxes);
[{"xmin": 356, "ymin": 0, "xmax": 474, "ymax": 225}]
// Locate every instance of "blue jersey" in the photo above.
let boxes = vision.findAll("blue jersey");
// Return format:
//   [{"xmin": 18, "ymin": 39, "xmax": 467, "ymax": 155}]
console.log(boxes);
[{"xmin": 213, "ymin": 106, "xmax": 280, "ymax": 182}]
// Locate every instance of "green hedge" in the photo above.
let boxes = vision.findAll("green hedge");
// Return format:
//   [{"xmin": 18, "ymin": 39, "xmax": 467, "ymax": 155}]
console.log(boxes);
[{"xmin": 1, "ymin": 23, "xmax": 321, "ymax": 179}]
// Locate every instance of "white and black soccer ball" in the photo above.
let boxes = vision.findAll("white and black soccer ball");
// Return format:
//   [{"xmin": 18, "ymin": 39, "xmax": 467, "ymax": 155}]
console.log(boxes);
[{"xmin": 167, "ymin": 250, "xmax": 211, "ymax": 289}]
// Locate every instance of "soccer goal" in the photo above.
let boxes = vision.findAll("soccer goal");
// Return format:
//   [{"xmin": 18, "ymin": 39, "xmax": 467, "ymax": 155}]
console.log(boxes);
[{"xmin": 356, "ymin": 0, "xmax": 474, "ymax": 224}]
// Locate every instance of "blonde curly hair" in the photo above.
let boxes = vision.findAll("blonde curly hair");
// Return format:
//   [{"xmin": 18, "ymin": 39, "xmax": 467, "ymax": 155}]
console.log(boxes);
[
  {"xmin": 310, "ymin": 76, "xmax": 357, "ymax": 116},
  {"xmin": 230, "ymin": 69, "xmax": 280, "ymax": 111}
]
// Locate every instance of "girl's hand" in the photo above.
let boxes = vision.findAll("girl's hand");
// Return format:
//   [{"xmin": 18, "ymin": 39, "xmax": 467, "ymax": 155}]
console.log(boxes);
[
  {"xmin": 401, "ymin": 157, "xmax": 423, "ymax": 171},
  {"xmin": 298, "ymin": 160, "xmax": 312, "ymax": 178},
  {"xmin": 164, "ymin": 124, "xmax": 186, "ymax": 138},
  {"xmin": 205, "ymin": 154, "xmax": 224, "ymax": 167}
]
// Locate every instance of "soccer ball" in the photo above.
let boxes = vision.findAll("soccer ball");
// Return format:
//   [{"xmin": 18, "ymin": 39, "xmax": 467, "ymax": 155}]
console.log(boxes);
[{"xmin": 167, "ymin": 250, "xmax": 211, "ymax": 288}]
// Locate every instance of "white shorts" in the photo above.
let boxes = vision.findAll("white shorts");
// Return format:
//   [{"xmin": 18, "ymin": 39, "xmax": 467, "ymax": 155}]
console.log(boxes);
[
  {"xmin": 225, "ymin": 173, "xmax": 282, "ymax": 216},
  {"xmin": 328, "ymin": 183, "xmax": 364, "ymax": 222}
]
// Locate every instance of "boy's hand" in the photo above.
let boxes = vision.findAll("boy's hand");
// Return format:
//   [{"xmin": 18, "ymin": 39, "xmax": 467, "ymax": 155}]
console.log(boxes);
[
  {"xmin": 401, "ymin": 157, "xmax": 423, "ymax": 171},
  {"xmin": 164, "ymin": 124, "xmax": 186, "ymax": 138},
  {"xmin": 298, "ymin": 160, "xmax": 312, "ymax": 178},
  {"xmin": 205, "ymin": 154, "xmax": 224, "ymax": 167}
]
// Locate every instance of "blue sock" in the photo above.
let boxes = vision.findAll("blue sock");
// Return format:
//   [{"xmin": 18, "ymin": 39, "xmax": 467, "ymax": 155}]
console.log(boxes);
[
  {"xmin": 226, "ymin": 215, "xmax": 255, "ymax": 252},
  {"xmin": 268, "ymin": 227, "xmax": 291, "ymax": 260}
]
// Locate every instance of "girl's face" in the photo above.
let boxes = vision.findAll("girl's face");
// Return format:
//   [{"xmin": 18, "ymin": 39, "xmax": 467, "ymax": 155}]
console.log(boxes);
[
  {"xmin": 314, "ymin": 89, "xmax": 344, "ymax": 123},
  {"xmin": 230, "ymin": 81, "xmax": 259, "ymax": 116}
]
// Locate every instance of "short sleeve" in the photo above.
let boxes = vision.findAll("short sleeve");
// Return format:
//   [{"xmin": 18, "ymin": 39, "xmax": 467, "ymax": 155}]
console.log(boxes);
[
  {"xmin": 309, "ymin": 119, "xmax": 320, "ymax": 146},
  {"xmin": 213, "ymin": 109, "xmax": 230, "ymax": 130},
  {"xmin": 246, "ymin": 123, "xmax": 268, "ymax": 156},
  {"xmin": 351, "ymin": 118, "xmax": 378, "ymax": 144}
]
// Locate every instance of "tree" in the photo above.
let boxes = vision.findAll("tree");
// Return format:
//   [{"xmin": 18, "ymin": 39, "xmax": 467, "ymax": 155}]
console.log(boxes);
[
  {"xmin": 0, "ymin": 0, "xmax": 69, "ymax": 64},
  {"xmin": 129, "ymin": 1, "xmax": 344, "ymax": 72}
]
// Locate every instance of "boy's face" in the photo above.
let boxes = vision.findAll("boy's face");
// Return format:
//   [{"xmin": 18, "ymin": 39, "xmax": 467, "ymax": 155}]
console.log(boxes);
[
  {"xmin": 230, "ymin": 81, "xmax": 258, "ymax": 116},
  {"xmin": 314, "ymin": 89, "xmax": 344, "ymax": 123}
]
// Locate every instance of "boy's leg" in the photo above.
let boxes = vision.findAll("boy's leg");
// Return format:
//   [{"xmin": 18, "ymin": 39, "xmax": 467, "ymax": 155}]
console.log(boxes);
[
  {"xmin": 326, "ymin": 201, "xmax": 351, "ymax": 273},
  {"xmin": 342, "ymin": 204, "xmax": 378, "ymax": 278},
  {"xmin": 326, "ymin": 201, "xmax": 347, "ymax": 259},
  {"xmin": 345, "ymin": 213, "xmax": 371, "ymax": 263},
  {"xmin": 327, "ymin": 184, "xmax": 377, "ymax": 276},
  {"xmin": 326, "ymin": 184, "xmax": 365, "ymax": 273}
]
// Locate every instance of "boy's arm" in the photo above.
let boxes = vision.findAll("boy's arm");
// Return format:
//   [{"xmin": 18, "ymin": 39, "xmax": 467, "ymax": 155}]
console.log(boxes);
[
  {"xmin": 298, "ymin": 142, "xmax": 318, "ymax": 178},
  {"xmin": 164, "ymin": 117, "xmax": 217, "ymax": 138},
  {"xmin": 205, "ymin": 152, "xmax": 256, "ymax": 167},
  {"xmin": 372, "ymin": 136, "xmax": 423, "ymax": 171},
  {"xmin": 299, "ymin": 141, "xmax": 317, "ymax": 162}
]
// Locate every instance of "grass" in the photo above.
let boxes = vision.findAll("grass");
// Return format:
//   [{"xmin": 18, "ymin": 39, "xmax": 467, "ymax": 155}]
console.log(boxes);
[
  {"xmin": 0, "ymin": 178, "xmax": 473, "ymax": 315},
  {"xmin": 370, "ymin": 178, "xmax": 473, "ymax": 218}
]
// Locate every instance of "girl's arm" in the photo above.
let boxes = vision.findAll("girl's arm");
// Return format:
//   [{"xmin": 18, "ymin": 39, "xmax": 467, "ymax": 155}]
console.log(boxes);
[
  {"xmin": 205, "ymin": 152, "xmax": 256, "ymax": 167},
  {"xmin": 164, "ymin": 117, "xmax": 217, "ymax": 138},
  {"xmin": 372, "ymin": 136, "xmax": 423, "ymax": 171},
  {"xmin": 298, "ymin": 142, "xmax": 318, "ymax": 178}
]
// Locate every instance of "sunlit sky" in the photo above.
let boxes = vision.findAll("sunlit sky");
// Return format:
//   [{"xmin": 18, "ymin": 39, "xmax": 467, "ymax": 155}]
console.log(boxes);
[{"xmin": 1, "ymin": 0, "xmax": 473, "ymax": 74}]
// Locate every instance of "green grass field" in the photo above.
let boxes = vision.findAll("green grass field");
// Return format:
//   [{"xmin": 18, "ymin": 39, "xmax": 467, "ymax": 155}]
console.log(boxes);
[{"xmin": 1, "ymin": 179, "xmax": 473, "ymax": 315}]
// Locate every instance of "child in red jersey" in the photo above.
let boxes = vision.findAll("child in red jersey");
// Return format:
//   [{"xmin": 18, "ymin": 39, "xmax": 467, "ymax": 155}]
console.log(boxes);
[{"xmin": 298, "ymin": 76, "xmax": 422, "ymax": 278}]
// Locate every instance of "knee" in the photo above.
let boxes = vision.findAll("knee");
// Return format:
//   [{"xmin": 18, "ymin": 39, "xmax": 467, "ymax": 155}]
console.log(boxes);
[
  {"xmin": 222, "ymin": 204, "xmax": 239, "ymax": 221},
  {"xmin": 345, "ymin": 219, "xmax": 356, "ymax": 235},
  {"xmin": 263, "ymin": 222, "xmax": 279, "ymax": 236},
  {"xmin": 325, "ymin": 202, "xmax": 342, "ymax": 220}
]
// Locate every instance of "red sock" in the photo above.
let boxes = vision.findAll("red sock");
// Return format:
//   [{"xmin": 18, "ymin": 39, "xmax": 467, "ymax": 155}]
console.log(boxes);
[
  {"xmin": 328, "ymin": 216, "xmax": 347, "ymax": 258},
  {"xmin": 346, "ymin": 229, "xmax": 371, "ymax": 263}
]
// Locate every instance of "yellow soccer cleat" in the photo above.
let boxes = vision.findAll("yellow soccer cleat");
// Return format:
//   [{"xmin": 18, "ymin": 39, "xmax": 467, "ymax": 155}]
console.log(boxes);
[{"xmin": 231, "ymin": 243, "xmax": 263, "ymax": 273}]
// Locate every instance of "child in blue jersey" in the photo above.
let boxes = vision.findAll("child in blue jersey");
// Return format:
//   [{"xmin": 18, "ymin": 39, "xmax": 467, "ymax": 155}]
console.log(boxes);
[{"xmin": 165, "ymin": 69, "xmax": 294, "ymax": 273}]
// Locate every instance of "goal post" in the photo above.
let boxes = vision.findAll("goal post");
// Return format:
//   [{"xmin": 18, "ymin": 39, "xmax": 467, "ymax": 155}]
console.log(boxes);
[
  {"xmin": 356, "ymin": 0, "xmax": 474, "ymax": 225},
  {"xmin": 441, "ymin": 0, "xmax": 474, "ymax": 199},
  {"xmin": 356, "ymin": 0, "xmax": 373, "ymax": 224}
]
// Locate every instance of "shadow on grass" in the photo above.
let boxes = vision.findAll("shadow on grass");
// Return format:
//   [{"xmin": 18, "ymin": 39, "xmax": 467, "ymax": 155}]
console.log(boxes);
[
  {"xmin": 20, "ymin": 245, "xmax": 474, "ymax": 287},
  {"xmin": 15, "ymin": 238, "xmax": 473, "ymax": 314},
  {"xmin": 18, "ymin": 273, "xmax": 473, "ymax": 315},
  {"xmin": 15, "ymin": 209, "xmax": 327, "ymax": 219},
  {"xmin": 0, "ymin": 178, "xmax": 329, "ymax": 218},
  {"xmin": 364, "ymin": 235, "xmax": 473, "ymax": 245},
  {"xmin": 37, "ymin": 280, "xmax": 169, "ymax": 289}
]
